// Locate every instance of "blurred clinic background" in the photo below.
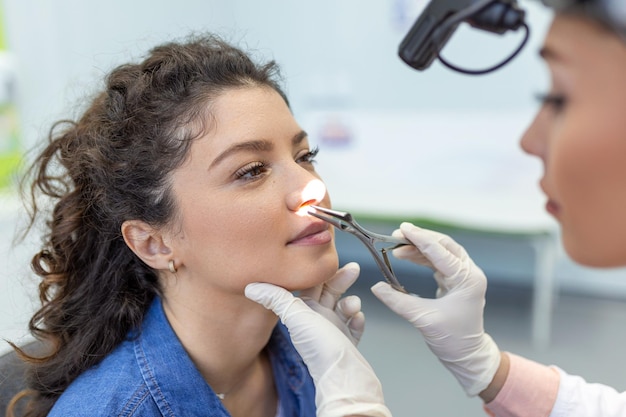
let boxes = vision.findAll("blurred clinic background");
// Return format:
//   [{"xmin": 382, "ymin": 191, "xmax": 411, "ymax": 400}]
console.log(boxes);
[{"xmin": 1, "ymin": 1, "xmax": 625, "ymax": 416}]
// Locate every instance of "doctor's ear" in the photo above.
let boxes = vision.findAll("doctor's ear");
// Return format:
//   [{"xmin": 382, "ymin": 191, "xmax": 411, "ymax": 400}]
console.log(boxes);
[{"xmin": 121, "ymin": 220, "xmax": 173, "ymax": 271}]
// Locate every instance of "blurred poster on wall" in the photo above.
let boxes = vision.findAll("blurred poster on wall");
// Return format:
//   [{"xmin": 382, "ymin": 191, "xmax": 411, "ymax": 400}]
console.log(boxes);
[{"xmin": 0, "ymin": 0, "xmax": 20, "ymax": 193}]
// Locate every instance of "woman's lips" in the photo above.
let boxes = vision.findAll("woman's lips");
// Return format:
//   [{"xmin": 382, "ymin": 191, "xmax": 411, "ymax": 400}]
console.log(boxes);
[
  {"xmin": 545, "ymin": 199, "xmax": 560, "ymax": 217},
  {"xmin": 288, "ymin": 222, "xmax": 332, "ymax": 245}
]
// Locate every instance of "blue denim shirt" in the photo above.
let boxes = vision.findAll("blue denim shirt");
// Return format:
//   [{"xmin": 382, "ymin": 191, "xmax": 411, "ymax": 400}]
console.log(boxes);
[{"xmin": 48, "ymin": 297, "xmax": 316, "ymax": 416}]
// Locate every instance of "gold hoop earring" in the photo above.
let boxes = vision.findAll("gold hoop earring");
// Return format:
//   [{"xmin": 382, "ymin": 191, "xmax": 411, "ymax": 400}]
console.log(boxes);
[{"xmin": 168, "ymin": 260, "xmax": 177, "ymax": 274}]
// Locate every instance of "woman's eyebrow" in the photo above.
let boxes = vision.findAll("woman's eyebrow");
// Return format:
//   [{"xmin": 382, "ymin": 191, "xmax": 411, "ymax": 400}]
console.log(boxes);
[
  {"xmin": 209, "ymin": 139, "xmax": 274, "ymax": 169},
  {"xmin": 209, "ymin": 130, "xmax": 309, "ymax": 169},
  {"xmin": 293, "ymin": 130, "xmax": 308, "ymax": 145}
]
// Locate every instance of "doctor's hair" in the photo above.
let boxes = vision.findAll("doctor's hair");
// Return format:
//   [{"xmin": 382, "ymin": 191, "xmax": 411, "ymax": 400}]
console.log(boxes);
[{"xmin": 8, "ymin": 33, "xmax": 287, "ymax": 417}]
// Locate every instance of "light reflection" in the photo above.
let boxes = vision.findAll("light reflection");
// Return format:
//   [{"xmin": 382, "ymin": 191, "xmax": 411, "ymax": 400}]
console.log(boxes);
[{"xmin": 296, "ymin": 179, "xmax": 326, "ymax": 216}]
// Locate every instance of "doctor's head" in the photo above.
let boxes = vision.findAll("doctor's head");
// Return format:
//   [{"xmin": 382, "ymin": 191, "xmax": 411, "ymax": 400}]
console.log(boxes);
[{"xmin": 520, "ymin": 0, "xmax": 626, "ymax": 267}]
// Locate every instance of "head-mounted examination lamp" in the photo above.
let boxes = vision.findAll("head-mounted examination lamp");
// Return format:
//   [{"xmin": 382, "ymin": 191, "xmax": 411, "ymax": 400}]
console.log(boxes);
[
  {"xmin": 399, "ymin": 0, "xmax": 626, "ymax": 75},
  {"xmin": 398, "ymin": 0, "xmax": 529, "ymax": 75}
]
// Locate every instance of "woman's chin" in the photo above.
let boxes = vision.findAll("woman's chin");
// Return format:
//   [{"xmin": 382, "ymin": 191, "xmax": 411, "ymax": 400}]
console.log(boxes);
[
  {"xmin": 246, "ymin": 251, "xmax": 339, "ymax": 292},
  {"xmin": 283, "ymin": 260, "xmax": 340, "ymax": 292}
]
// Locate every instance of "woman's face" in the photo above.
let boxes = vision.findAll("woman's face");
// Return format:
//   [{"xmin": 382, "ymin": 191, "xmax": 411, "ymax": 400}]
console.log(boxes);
[
  {"xmin": 168, "ymin": 86, "xmax": 338, "ymax": 293},
  {"xmin": 520, "ymin": 15, "xmax": 626, "ymax": 267}
]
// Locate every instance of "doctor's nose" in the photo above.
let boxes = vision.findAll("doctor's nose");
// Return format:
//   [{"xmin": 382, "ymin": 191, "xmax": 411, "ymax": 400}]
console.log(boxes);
[
  {"xmin": 287, "ymin": 178, "xmax": 327, "ymax": 213},
  {"xmin": 520, "ymin": 107, "xmax": 548, "ymax": 161}
]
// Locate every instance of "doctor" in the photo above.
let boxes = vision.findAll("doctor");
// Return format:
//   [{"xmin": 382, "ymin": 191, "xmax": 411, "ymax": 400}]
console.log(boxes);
[{"xmin": 246, "ymin": 0, "xmax": 626, "ymax": 416}]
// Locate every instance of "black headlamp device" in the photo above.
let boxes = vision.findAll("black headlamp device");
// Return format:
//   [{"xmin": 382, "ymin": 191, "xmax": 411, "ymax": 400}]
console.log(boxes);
[{"xmin": 399, "ymin": 0, "xmax": 626, "ymax": 75}]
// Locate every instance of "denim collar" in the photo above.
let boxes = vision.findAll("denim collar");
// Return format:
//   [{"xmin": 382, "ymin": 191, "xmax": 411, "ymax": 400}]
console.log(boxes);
[{"xmin": 133, "ymin": 297, "xmax": 311, "ymax": 416}]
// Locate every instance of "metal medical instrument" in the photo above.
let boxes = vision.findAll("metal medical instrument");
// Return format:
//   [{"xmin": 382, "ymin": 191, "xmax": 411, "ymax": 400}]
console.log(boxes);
[{"xmin": 308, "ymin": 205, "xmax": 411, "ymax": 293}]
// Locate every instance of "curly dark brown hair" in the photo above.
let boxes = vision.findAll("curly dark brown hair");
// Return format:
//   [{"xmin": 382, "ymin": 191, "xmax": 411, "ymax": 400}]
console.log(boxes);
[{"xmin": 8, "ymin": 33, "xmax": 287, "ymax": 417}]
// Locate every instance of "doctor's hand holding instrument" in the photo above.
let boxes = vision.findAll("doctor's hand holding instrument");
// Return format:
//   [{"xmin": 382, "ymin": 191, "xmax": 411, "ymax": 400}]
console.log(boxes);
[
  {"xmin": 305, "ymin": 206, "xmax": 503, "ymax": 397},
  {"xmin": 370, "ymin": 222, "xmax": 504, "ymax": 400},
  {"xmin": 245, "ymin": 263, "xmax": 392, "ymax": 417}
]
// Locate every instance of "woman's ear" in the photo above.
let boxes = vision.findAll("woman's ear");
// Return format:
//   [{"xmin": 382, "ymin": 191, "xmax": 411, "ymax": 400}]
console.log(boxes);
[{"xmin": 121, "ymin": 220, "xmax": 173, "ymax": 271}]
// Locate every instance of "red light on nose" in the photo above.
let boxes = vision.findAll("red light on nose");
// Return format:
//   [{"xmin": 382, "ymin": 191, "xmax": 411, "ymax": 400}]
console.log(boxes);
[
  {"xmin": 299, "ymin": 199, "xmax": 316, "ymax": 210},
  {"xmin": 296, "ymin": 200, "xmax": 316, "ymax": 216}
]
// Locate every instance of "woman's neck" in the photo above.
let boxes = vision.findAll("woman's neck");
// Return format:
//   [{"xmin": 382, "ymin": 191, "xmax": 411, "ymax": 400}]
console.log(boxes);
[
  {"xmin": 220, "ymin": 349, "xmax": 278, "ymax": 417},
  {"xmin": 161, "ymin": 288, "xmax": 279, "ymax": 415}
]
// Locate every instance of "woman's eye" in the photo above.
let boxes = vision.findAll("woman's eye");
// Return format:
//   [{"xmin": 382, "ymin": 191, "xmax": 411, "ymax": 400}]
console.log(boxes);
[
  {"xmin": 535, "ymin": 93, "xmax": 567, "ymax": 112},
  {"xmin": 235, "ymin": 162, "xmax": 268, "ymax": 181},
  {"xmin": 296, "ymin": 146, "xmax": 319, "ymax": 165}
]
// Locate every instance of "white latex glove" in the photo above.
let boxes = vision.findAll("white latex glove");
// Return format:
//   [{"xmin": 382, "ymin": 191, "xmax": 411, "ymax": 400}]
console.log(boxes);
[
  {"xmin": 370, "ymin": 222, "xmax": 501, "ymax": 397},
  {"xmin": 298, "ymin": 262, "xmax": 365, "ymax": 345},
  {"xmin": 245, "ymin": 282, "xmax": 391, "ymax": 417}
]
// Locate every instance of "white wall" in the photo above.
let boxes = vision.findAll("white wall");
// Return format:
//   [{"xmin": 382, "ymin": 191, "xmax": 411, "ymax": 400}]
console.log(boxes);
[{"xmin": 4, "ymin": 0, "xmax": 554, "ymax": 148}]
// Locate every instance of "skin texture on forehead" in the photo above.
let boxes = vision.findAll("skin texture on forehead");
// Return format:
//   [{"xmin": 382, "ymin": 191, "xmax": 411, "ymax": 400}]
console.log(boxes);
[{"xmin": 521, "ymin": 14, "xmax": 626, "ymax": 267}]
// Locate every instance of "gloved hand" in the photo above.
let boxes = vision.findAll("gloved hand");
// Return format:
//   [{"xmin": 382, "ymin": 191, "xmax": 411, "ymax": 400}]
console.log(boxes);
[
  {"xmin": 370, "ymin": 222, "xmax": 501, "ymax": 397},
  {"xmin": 245, "ymin": 267, "xmax": 391, "ymax": 417},
  {"xmin": 298, "ymin": 262, "xmax": 365, "ymax": 345}
]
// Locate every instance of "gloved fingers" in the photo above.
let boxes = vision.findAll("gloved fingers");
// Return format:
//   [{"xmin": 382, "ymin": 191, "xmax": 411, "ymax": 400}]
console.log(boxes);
[
  {"xmin": 245, "ymin": 282, "xmax": 302, "ymax": 322},
  {"xmin": 303, "ymin": 294, "xmax": 363, "ymax": 346},
  {"xmin": 433, "ymin": 271, "xmax": 447, "ymax": 297},
  {"xmin": 336, "ymin": 294, "xmax": 362, "ymax": 319},
  {"xmin": 320, "ymin": 262, "xmax": 360, "ymax": 309},
  {"xmin": 246, "ymin": 283, "xmax": 369, "ymax": 384},
  {"xmin": 246, "ymin": 282, "xmax": 355, "ymax": 345},
  {"xmin": 398, "ymin": 223, "xmax": 467, "ymax": 277},
  {"xmin": 348, "ymin": 311, "xmax": 365, "ymax": 342},
  {"xmin": 370, "ymin": 281, "xmax": 436, "ymax": 327},
  {"xmin": 299, "ymin": 262, "xmax": 360, "ymax": 309},
  {"xmin": 336, "ymin": 295, "xmax": 364, "ymax": 343},
  {"xmin": 394, "ymin": 223, "xmax": 482, "ymax": 294},
  {"xmin": 390, "ymin": 228, "xmax": 431, "ymax": 264},
  {"xmin": 392, "ymin": 245, "xmax": 434, "ymax": 268}
]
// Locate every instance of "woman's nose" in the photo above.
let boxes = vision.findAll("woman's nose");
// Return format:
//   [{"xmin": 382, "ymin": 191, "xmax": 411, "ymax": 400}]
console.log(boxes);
[{"xmin": 287, "ymin": 178, "xmax": 327, "ymax": 213}]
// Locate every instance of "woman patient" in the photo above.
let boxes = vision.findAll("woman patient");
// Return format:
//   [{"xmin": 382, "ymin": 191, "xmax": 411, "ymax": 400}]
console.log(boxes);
[{"xmin": 9, "ymin": 33, "xmax": 363, "ymax": 417}]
